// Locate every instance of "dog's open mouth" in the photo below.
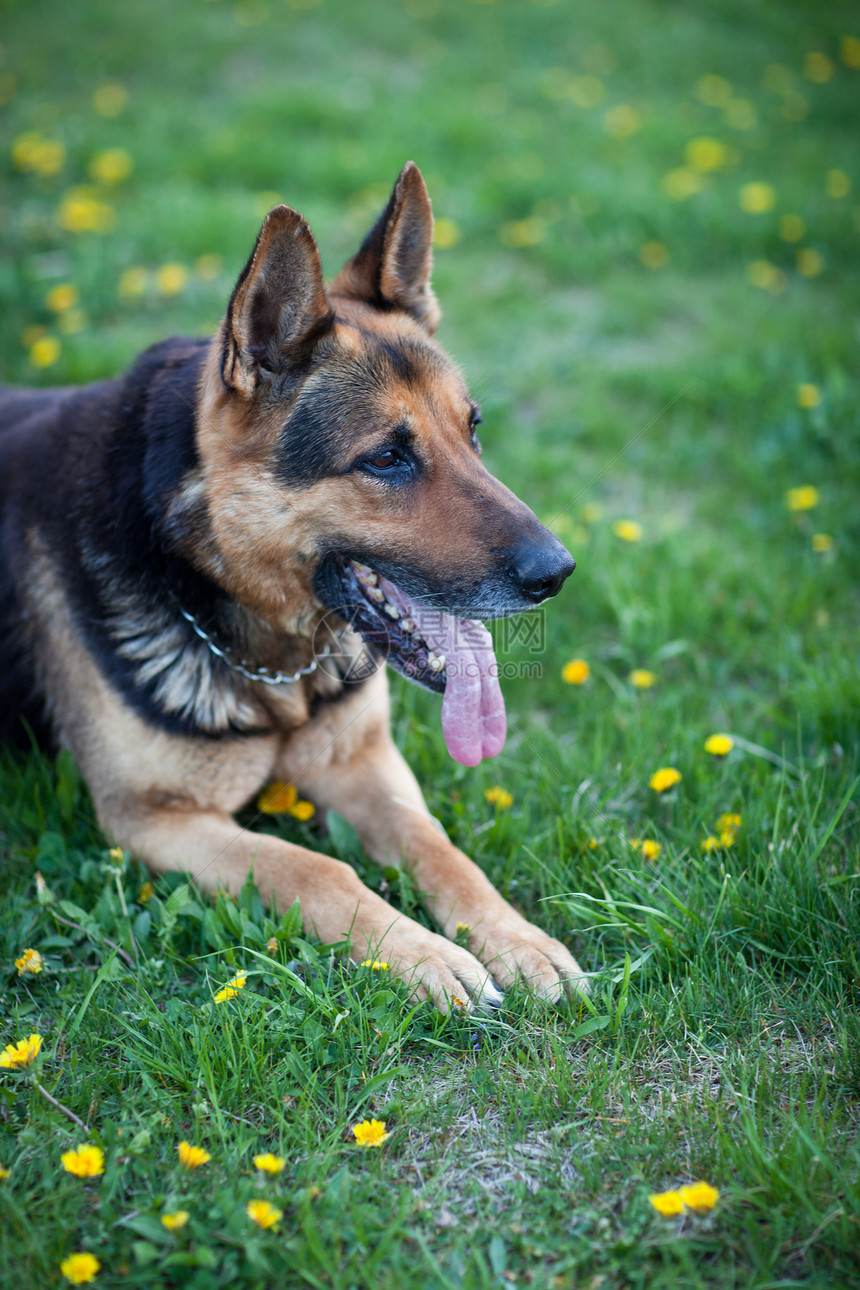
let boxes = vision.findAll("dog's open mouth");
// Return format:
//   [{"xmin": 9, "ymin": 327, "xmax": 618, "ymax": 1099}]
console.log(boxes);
[{"xmin": 322, "ymin": 558, "xmax": 507, "ymax": 767}]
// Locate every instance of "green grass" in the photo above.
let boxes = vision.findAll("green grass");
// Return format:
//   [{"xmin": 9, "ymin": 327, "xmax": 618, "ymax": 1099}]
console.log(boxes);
[{"xmin": 2, "ymin": 0, "xmax": 860, "ymax": 1286}]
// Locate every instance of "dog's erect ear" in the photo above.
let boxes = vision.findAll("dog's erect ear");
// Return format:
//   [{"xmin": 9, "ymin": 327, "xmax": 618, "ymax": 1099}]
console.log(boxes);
[
  {"xmin": 331, "ymin": 161, "xmax": 440, "ymax": 334},
  {"xmin": 222, "ymin": 205, "xmax": 333, "ymax": 395}
]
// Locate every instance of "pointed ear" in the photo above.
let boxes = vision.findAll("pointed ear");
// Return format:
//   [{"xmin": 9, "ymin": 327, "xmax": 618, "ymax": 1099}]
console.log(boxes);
[
  {"xmin": 331, "ymin": 161, "xmax": 440, "ymax": 333},
  {"xmin": 222, "ymin": 205, "xmax": 333, "ymax": 395}
]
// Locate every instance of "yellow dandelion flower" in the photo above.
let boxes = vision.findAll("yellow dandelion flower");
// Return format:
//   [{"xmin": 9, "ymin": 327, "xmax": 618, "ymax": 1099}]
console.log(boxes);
[
  {"xmin": 214, "ymin": 972, "xmax": 247, "ymax": 1004},
  {"xmin": 841, "ymin": 36, "xmax": 860, "ymax": 69},
  {"xmin": 685, "ymin": 137, "xmax": 727, "ymax": 172},
  {"xmin": 60, "ymin": 1253, "xmax": 101, "ymax": 1284},
  {"xmin": 567, "ymin": 75, "xmax": 605, "ymax": 108},
  {"xmin": 649, "ymin": 767, "xmax": 682, "ymax": 793},
  {"xmin": 604, "ymin": 105, "xmax": 640, "ymax": 138},
  {"xmin": 266, "ymin": 936, "xmax": 278, "ymax": 954},
  {"xmin": 58, "ymin": 308, "xmax": 87, "ymax": 336},
  {"xmin": 639, "ymin": 838, "xmax": 662, "ymax": 861},
  {"xmin": 723, "ymin": 98, "xmax": 757, "ymax": 130},
  {"xmin": 797, "ymin": 383, "xmax": 822, "ymax": 408},
  {"xmin": 108, "ymin": 846, "xmax": 124, "ymax": 866},
  {"xmin": 433, "ymin": 217, "xmax": 460, "ymax": 248},
  {"xmin": 716, "ymin": 813, "xmax": 741, "ymax": 834},
  {"xmin": 257, "ymin": 782, "xmax": 297, "ymax": 815},
  {"xmin": 455, "ymin": 922, "xmax": 471, "ymax": 935},
  {"xmin": 499, "ymin": 218, "xmax": 545, "ymax": 248},
  {"xmin": 30, "ymin": 336, "xmax": 61, "ymax": 368},
  {"xmin": 649, "ymin": 1189, "xmax": 685, "ymax": 1216},
  {"xmin": 93, "ymin": 82, "xmax": 128, "ymax": 117},
  {"xmin": 804, "ymin": 51, "xmax": 834, "ymax": 83},
  {"xmin": 161, "ymin": 1210, "xmax": 189, "ymax": 1230},
  {"xmin": 484, "ymin": 786, "xmax": 513, "ymax": 810},
  {"xmin": 60, "ymin": 1144, "xmax": 105, "ymax": 1178},
  {"xmin": 0, "ymin": 1033, "xmax": 42, "ymax": 1068},
  {"xmin": 118, "ymin": 267, "xmax": 148, "ymax": 299},
  {"xmin": 695, "ymin": 74, "xmax": 732, "ymax": 107},
  {"xmin": 12, "ymin": 132, "xmax": 44, "ymax": 170},
  {"xmin": 88, "ymin": 148, "xmax": 133, "ymax": 186},
  {"xmin": 785, "ymin": 485, "xmax": 819, "ymax": 511},
  {"xmin": 360, "ymin": 960, "xmax": 389, "ymax": 971},
  {"xmin": 156, "ymin": 263, "xmax": 189, "ymax": 296},
  {"xmin": 253, "ymin": 1152, "xmax": 286, "ymax": 1174},
  {"xmin": 587, "ymin": 837, "xmax": 600, "ymax": 850},
  {"xmin": 701, "ymin": 835, "xmax": 720, "ymax": 852},
  {"xmin": 138, "ymin": 881, "xmax": 155, "ymax": 904},
  {"xmin": 562, "ymin": 658, "xmax": 590, "ymax": 685},
  {"xmin": 779, "ymin": 214, "xmax": 806, "ymax": 243},
  {"xmin": 290, "ymin": 799, "xmax": 315, "ymax": 821},
  {"xmin": 661, "ymin": 167, "xmax": 704, "ymax": 201},
  {"xmin": 811, "ymin": 533, "xmax": 833, "ymax": 553},
  {"xmin": 0, "ymin": 1164, "xmax": 10, "ymax": 1179},
  {"xmin": 46, "ymin": 284, "xmax": 79, "ymax": 313},
  {"xmin": 704, "ymin": 733, "xmax": 733, "ymax": 757},
  {"xmin": 639, "ymin": 241, "xmax": 668, "ymax": 269},
  {"xmin": 177, "ymin": 1141, "xmax": 210, "ymax": 1168},
  {"xmin": 352, "ymin": 1119, "xmax": 390, "ymax": 1147},
  {"xmin": 246, "ymin": 1198, "xmax": 283, "ymax": 1229},
  {"xmin": 29, "ymin": 139, "xmax": 65, "ymax": 177},
  {"xmin": 719, "ymin": 828, "xmax": 737, "ymax": 847},
  {"xmin": 629, "ymin": 669, "xmax": 656, "ymax": 689},
  {"xmin": 796, "ymin": 247, "xmax": 824, "ymax": 277},
  {"xmin": 825, "ymin": 169, "xmax": 851, "ymax": 199},
  {"xmin": 739, "ymin": 182, "xmax": 776, "ymax": 214},
  {"xmin": 746, "ymin": 260, "xmax": 786, "ymax": 292},
  {"xmin": 57, "ymin": 188, "xmax": 115, "ymax": 235},
  {"xmin": 195, "ymin": 253, "xmax": 223, "ymax": 280},
  {"xmin": 15, "ymin": 948, "xmax": 43, "ymax": 975},
  {"xmin": 678, "ymin": 1180, "xmax": 720, "ymax": 1211},
  {"xmin": 612, "ymin": 519, "xmax": 642, "ymax": 542}
]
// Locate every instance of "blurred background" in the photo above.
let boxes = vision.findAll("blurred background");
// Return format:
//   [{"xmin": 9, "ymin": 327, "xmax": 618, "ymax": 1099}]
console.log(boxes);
[{"xmin": 1, "ymin": 0, "xmax": 858, "ymax": 761}]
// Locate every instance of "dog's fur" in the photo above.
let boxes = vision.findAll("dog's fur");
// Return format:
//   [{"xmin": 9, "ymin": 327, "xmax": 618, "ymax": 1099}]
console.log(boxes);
[{"xmin": 0, "ymin": 163, "xmax": 585, "ymax": 1007}]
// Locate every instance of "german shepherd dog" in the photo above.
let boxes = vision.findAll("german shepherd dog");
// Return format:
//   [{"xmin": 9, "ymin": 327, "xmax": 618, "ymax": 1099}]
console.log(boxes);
[{"xmin": 0, "ymin": 163, "xmax": 586, "ymax": 1008}]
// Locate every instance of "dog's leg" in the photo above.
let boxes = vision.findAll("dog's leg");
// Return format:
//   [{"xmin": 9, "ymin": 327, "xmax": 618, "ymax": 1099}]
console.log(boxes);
[
  {"xmin": 110, "ymin": 805, "xmax": 502, "ymax": 1011},
  {"xmin": 287, "ymin": 734, "xmax": 589, "ymax": 1001}
]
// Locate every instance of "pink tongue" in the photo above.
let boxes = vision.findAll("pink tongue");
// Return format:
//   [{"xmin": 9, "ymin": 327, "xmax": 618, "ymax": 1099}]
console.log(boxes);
[{"xmin": 377, "ymin": 576, "xmax": 507, "ymax": 766}]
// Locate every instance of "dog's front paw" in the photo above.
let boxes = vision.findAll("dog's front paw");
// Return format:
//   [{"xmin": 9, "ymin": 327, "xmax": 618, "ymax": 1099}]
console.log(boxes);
[
  {"xmin": 362, "ymin": 922, "xmax": 503, "ymax": 1014},
  {"xmin": 460, "ymin": 913, "xmax": 590, "ymax": 1004}
]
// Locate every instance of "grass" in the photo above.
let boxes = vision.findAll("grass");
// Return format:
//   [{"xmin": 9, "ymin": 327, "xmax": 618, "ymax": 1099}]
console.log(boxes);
[{"xmin": 2, "ymin": 0, "xmax": 860, "ymax": 1286}]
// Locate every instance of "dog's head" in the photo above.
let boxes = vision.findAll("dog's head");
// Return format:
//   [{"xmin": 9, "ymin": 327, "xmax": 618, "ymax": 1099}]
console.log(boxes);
[{"xmin": 194, "ymin": 162, "xmax": 574, "ymax": 764}]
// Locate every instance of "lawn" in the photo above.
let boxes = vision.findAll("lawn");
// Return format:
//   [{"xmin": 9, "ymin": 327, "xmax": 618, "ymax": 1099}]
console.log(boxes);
[{"xmin": 2, "ymin": 1, "xmax": 859, "ymax": 1287}]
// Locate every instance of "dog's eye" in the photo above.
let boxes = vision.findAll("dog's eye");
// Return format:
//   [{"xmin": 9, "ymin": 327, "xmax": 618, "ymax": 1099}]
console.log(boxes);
[
  {"xmin": 469, "ymin": 406, "xmax": 483, "ymax": 453},
  {"xmin": 367, "ymin": 449, "xmax": 401, "ymax": 470}
]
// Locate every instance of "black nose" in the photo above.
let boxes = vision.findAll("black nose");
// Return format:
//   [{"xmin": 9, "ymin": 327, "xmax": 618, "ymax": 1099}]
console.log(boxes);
[{"xmin": 509, "ymin": 537, "xmax": 575, "ymax": 603}]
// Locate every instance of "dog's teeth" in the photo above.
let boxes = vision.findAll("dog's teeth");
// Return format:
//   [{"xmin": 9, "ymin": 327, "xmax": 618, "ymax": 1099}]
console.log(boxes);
[
  {"xmin": 352, "ymin": 562, "xmax": 372, "ymax": 576},
  {"xmin": 400, "ymin": 617, "xmax": 415, "ymax": 633},
  {"xmin": 357, "ymin": 569, "xmax": 378, "ymax": 586},
  {"xmin": 384, "ymin": 602, "xmax": 400, "ymax": 619},
  {"xmin": 427, "ymin": 652, "xmax": 446, "ymax": 672},
  {"xmin": 368, "ymin": 586, "xmax": 385, "ymax": 603}
]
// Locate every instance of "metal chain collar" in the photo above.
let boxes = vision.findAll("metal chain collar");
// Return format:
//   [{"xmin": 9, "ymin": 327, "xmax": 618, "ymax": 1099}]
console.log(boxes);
[{"xmin": 176, "ymin": 604, "xmax": 332, "ymax": 687}]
